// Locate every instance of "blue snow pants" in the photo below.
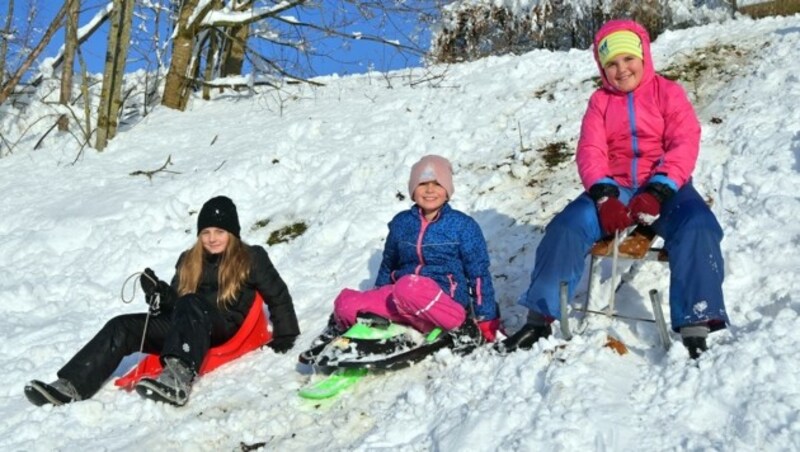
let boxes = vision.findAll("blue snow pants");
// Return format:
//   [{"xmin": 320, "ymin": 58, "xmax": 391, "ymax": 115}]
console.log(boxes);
[{"xmin": 520, "ymin": 182, "xmax": 728, "ymax": 331}]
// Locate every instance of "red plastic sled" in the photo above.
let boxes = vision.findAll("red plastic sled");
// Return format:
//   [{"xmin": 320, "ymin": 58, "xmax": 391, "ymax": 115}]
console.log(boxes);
[{"xmin": 115, "ymin": 293, "xmax": 272, "ymax": 390}]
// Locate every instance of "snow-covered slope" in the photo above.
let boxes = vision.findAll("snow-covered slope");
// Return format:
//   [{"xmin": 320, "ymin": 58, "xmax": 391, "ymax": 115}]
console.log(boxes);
[{"xmin": 1, "ymin": 14, "xmax": 799, "ymax": 451}]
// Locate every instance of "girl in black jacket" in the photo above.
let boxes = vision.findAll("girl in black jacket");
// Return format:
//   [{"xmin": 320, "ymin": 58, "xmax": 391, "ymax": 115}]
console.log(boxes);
[{"xmin": 25, "ymin": 196, "xmax": 299, "ymax": 407}]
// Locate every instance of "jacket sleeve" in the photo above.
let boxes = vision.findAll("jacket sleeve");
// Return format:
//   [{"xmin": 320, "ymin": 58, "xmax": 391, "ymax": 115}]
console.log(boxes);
[
  {"xmin": 250, "ymin": 246, "xmax": 300, "ymax": 339},
  {"xmin": 460, "ymin": 217, "xmax": 498, "ymax": 322},
  {"xmin": 576, "ymin": 90, "xmax": 613, "ymax": 191},
  {"xmin": 375, "ymin": 218, "xmax": 399, "ymax": 287},
  {"xmin": 653, "ymin": 78, "xmax": 700, "ymax": 189}
]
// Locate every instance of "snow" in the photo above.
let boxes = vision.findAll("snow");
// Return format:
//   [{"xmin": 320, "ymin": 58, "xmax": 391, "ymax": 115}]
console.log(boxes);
[
  {"xmin": 444, "ymin": 0, "xmax": 733, "ymax": 22},
  {"xmin": 738, "ymin": 0, "xmax": 773, "ymax": 6},
  {"xmin": 2, "ymin": 13, "xmax": 800, "ymax": 451},
  {"xmin": 203, "ymin": 3, "xmax": 296, "ymax": 26}
]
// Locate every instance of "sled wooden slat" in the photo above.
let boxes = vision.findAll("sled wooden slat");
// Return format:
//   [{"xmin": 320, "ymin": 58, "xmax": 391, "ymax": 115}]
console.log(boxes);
[{"xmin": 590, "ymin": 225, "xmax": 666, "ymax": 261}]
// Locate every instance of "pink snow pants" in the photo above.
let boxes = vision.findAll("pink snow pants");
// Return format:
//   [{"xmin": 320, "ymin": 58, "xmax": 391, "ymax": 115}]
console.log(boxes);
[{"xmin": 333, "ymin": 274, "xmax": 466, "ymax": 333}]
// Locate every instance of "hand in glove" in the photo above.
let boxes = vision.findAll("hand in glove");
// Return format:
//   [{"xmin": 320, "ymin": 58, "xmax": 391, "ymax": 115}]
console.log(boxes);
[
  {"xmin": 628, "ymin": 192, "xmax": 660, "ymax": 225},
  {"xmin": 596, "ymin": 196, "xmax": 632, "ymax": 235},
  {"xmin": 477, "ymin": 319, "xmax": 501, "ymax": 342},
  {"xmin": 589, "ymin": 183, "xmax": 632, "ymax": 235},
  {"xmin": 140, "ymin": 268, "xmax": 160, "ymax": 297},
  {"xmin": 267, "ymin": 335, "xmax": 297, "ymax": 354},
  {"xmin": 629, "ymin": 182, "xmax": 675, "ymax": 225},
  {"xmin": 140, "ymin": 268, "xmax": 173, "ymax": 314}
]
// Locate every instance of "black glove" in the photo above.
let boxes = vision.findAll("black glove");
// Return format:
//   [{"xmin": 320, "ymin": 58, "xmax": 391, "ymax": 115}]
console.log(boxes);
[
  {"xmin": 140, "ymin": 268, "xmax": 173, "ymax": 314},
  {"xmin": 267, "ymin": 335, "xmax": 297, "ymax": 354},
  {"xmin": 140, "ymin": 268, "xmax": 159, "ymax": 296},
  {"xmin": 587, "ymin": 182, "xmax": 620, "ymax": 202}
]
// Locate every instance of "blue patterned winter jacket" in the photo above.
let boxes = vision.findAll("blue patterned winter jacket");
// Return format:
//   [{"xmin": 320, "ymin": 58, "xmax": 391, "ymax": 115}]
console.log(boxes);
[{"xmin": 375, "ymin": 203, "xmax": 498, "ymax": 321}]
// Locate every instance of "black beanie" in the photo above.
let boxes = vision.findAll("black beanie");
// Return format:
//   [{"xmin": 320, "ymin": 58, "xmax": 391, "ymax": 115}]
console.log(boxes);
[{"xmin": 197, "ymin": 196, "xmax": 241, "ymax": 238}]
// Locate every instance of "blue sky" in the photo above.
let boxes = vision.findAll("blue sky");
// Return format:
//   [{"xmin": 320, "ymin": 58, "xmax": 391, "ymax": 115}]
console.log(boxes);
[{"xmin": 8, "ymin": 1, "xmax": 435, "ymax": 81}]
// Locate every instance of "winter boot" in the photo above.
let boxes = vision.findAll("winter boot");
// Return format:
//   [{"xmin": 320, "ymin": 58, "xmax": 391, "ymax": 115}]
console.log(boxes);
[
  {"xmin": 681, "ymin": 323, "xmax": 710, "ymax": 359},
  {"xmin": 298, "ymin": 314, "xmax": 344, "ymax": 365},
  {"xmin": 448, "ymin": 319, "xmax": 484, "ymax": 356},
  {"xmin": 24, "ymin": 378, "xmax": 82, "ymax": 406},
  {"xmin": 135, "ymin": 357, "xmax": 195, "ymax": 406},
  {"xmin": 497, "ymin": 323, "xmax": 552, "ymax": 353}
]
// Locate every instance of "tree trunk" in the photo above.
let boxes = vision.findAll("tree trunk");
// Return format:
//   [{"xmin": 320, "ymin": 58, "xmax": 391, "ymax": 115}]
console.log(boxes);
[
  {"xmin": 58, "ymin": 0, "xmax": 80, "ymax": 132},
  {"xmin": 32, "ymin": 2, "xmax": 113, "ymax": 88},
  {"xmin": 0, "ymin": 3, "xmax": 66, "ymax": 106},
  {"xmin": 0, "ymin": 0, "xmax": 14, "ymax": 88},
  {"xmin": 78, "ymin": 49, "xmax": 92, "ymax": 138},
  {"xmin": 202, "ymin": 0, "xmax": 222, "ymax": 101},
  {"xmin": 220, "ymin": 0, "xmax": 252, "ymax": 79},
  {"xmin": 222, "ymin": 24, "xmax": 249, "ymax": 77},
  {"xmin": 162, "ymin": 0, "xmax": 208, "ymax": 110},
  {"xmin": 95, "ymin": 0, "xmax": 134, "ymax": 151},
  {"xmin": 202, "ymin": 31, "xmax": 218, "ymax": 100}
]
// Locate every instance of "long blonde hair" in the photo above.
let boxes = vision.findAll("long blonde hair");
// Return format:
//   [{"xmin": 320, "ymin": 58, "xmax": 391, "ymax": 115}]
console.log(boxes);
[{"xmin": 177, "ymin": 233, "xmax": 251, "ymax": 308}]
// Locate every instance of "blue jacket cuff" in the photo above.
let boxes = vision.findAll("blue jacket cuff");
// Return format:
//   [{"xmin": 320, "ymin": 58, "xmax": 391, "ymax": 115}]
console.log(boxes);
[{"xmin": 648, "ymin": 174, "xmax": 678, "ymax": 192}]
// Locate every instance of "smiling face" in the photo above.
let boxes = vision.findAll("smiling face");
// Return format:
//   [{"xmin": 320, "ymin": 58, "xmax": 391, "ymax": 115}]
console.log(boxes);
[
  {"xmin": 199, "ymin": 227, "xmax": 230, "ymax": 255},
  {"xmin": 413, "ymin": 181, "xmax": 448, "ymax": 220},
  {"xmin": 603, "ymin": 53, "xmax": 644, "ymax": 93}
]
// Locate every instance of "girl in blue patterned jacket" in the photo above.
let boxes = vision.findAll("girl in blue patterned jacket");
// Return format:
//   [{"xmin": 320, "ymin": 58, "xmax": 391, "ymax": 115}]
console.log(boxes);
[{"xmin": 303, "ymin": 156, "xmax": 500, "ymax": 361}]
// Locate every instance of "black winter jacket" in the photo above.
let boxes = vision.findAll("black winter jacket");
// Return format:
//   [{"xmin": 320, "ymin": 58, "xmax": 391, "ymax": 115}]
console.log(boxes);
[{"xmin": 162, "ymin": 244, "xmax": 299, "ymax": 340}]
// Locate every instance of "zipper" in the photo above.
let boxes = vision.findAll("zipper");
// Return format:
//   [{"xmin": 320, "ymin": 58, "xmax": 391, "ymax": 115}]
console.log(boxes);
[{"xmin": 626, "ymin": 92, "xmax": 641, "ymax": 191}]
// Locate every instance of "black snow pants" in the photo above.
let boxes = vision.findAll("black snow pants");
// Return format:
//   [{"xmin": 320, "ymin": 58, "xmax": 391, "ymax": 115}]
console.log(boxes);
[{"xmin": 58, "ymin": 294, "xmax": 237, "ymax": 399}]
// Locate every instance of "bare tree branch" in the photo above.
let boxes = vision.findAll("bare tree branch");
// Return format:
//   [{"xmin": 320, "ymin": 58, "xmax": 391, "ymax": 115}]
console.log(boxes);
[
  {"xmin": 129, "ymin": 154, "xmax": 181, "ymax": 180},
  {"xmin": 0, "ymin": 0, "xmax": 14, "ymax": 87},
  {"xmin": 272, "ymin": 14, "xmax": 422, "ymax": 54},
  {"xmin": 34, "ymin": 119, "xmax": 60, "ymax": 150},
  {"xmin": 31, "ymin": 1, "xmax": 114, "ymax": 87},
  {"xmin": 0, "ymin": 3, "xmax": 67, "ymax": 105},
  {"xmin": 200, "ymin": 0, "xmax": 308, "ymax": 28}
]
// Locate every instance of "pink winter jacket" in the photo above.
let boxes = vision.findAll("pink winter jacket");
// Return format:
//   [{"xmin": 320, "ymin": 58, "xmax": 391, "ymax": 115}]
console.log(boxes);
[{"xmin": 576, "ymin": 20, "xmax": 701, "ymax": 192}]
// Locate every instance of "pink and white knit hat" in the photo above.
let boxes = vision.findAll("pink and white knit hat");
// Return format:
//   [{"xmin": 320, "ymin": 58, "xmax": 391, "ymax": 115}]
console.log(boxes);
[{"xmin": 408, "ymin": 155, "xmax": 454, "ymax": 200}]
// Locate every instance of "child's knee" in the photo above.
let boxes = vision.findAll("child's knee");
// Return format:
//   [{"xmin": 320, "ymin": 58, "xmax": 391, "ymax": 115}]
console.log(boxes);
[
  {"xmin": 393, "ymin": 275, "xmax": 466, "ymax": 330},
  {"xmin": 332, "ymin": 288, "xmax": 361, "ymax": 326},
  {"xmin": 393, "ymin": 274, "xmax": 440, "ymax": 307}
]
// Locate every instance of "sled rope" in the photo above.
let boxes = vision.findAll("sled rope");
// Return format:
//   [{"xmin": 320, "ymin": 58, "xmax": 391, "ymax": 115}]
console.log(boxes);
[
  {"xmin": 120, "ymin": 272, "xmax": 141, "ymax": 304},
  {"xmin": 120, "ymin": 271, "xmax": 161, "ymax": 363}
]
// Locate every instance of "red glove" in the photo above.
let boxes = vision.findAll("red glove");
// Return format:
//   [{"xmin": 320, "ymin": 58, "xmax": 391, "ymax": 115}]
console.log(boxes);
[
  {"xmin": 629, "ymin": 192, "xmax": 661, "ymax": 225},
  {"xmin": 477, "ymin": 319, "xmax": 501, "ymax": 342},
  {"xmin": 596, "ymin": 196, "xmax": 632, "ymax": 235}
]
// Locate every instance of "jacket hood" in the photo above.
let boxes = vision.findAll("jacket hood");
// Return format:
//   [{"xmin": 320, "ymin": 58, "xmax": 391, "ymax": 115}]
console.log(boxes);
[{"xmin": 593, "ymin": 20, "xmax": 655, "ymax": 93}]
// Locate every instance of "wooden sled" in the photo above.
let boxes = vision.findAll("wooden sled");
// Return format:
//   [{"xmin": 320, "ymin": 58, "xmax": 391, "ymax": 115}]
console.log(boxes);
[{"xmin": 566, "ymin": 225, "xmax": 672, "ymax": 350}]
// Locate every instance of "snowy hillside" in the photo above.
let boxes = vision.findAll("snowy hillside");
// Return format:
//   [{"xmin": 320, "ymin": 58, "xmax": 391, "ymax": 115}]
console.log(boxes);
[{"xmin": 1, "ymin": 14, "xmax": 799, "ymax": 451}]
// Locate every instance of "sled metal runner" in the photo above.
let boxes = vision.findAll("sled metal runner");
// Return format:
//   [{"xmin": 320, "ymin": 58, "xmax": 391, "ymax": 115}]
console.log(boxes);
[{"xmin": 561, "ymin": 225, "xmax": 672, "ymax": 351}]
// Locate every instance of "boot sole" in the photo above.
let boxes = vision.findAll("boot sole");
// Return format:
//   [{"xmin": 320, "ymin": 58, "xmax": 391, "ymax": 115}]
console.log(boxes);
[
  {"xmin": 135, "ymin": 379, "xmax": 188, "ymax": 407},
  {"xmin": 24, "ymin": 380, "xmax": 72, "ymax": 406}
]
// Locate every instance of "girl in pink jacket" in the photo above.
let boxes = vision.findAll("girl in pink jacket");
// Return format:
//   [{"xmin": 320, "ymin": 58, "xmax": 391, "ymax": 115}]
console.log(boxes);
[{"xmin": 503, "ymin": 19, "xmax": 728, "ymax": 358}]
